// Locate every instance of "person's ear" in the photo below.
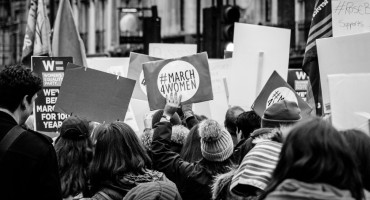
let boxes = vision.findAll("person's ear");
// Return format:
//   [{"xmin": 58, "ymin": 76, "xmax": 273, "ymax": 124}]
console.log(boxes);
[{"xmin": 20, "ymin": 95, "xmax": 28, "ymax": 110}]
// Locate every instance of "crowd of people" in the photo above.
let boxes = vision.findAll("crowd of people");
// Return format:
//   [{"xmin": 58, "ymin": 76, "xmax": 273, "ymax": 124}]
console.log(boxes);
[{"xmin": 1, "ymin": 64, "xmax": 370, "ymax": 200}]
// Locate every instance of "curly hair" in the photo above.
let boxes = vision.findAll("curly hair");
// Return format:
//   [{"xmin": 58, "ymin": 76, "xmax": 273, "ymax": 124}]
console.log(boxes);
[{"xmin": 0, "ymin": 65, "xmax": 42, "ymax": 112}]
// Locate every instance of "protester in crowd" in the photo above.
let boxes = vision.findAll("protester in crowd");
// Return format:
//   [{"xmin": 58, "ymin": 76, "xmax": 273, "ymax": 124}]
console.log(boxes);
[
  {"xmin": 342, "ymin": 129, "xmax": 370, "ymax": 191},
  {"xmin": 259, "ymin": 117, "xmax": 364, "ymax": 200},
  {"xmin": 55, "ymin": 116, "xmax": 93, "ymax": 200},
  {"xmin": 213, "ymin": 100, "xmax": 301, "ymax": 200},
  {"xmin": 170, "ymin": 125, "xmax": 189, "ymax": 153},
  {"xmin": 89, "ymin": 121, "xmax": 170, "ymax": 200},
  {"xmin": 151, "ymin": 93, "xmax": 235, "ymax": 200},
  {"xmin": 232, "ymin": 110, "xmax": 261, "ymax": 164},
  {"xmin": 224, "ymin": 106, "xmax": 245, "ymax": 146},
  {"xmin": 0, "ymin": 65, "xmax": 62, "ymax": 200},
  {"xmin": 122, "ymin": 181, "xmax": 182, "ymax": 200},
  {"xmin": 180, "ymin": 124, "xmax": 203, "ymax": 163}
]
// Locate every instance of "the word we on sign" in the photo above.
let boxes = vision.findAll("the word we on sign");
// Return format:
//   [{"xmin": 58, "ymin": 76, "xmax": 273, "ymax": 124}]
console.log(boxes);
[{"xmin": 143, "ymin": 52, "xmax": 213, "ymax": 110}]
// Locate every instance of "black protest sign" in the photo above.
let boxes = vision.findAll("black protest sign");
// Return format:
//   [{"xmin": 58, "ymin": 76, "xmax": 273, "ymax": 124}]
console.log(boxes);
[
  {"xmin": 252, "ymin": 71, "xmax": 312, "ymax": 119},
  {"xmin": 143, "ymin": 52, "xmax": 213, "ymax": 110},
  {"xmin": 54, "ymin": 63, "xmax": 136, "ymax": 123},
  {"xmin": 31, "ymin": 57, "xmax": 73, "ymax": 132},
  {"xmin": 127, "ymin": 52, "xmax": 162, "ymax": 101},
  {"xmin": 287, "ymin": 69, "xmax": 309, "ymax": 101}
]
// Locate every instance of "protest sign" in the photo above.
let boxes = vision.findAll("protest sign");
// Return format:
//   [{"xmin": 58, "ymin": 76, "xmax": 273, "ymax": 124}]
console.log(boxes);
[
  {"xmin": 130, "ymin": 99, "xmax": 151, "ymax": 136},
  {"xmin": 328, "ymin": 73, "xmax": 370, "ymax": 135},
  {"xmin": 86, "ymin": 57, "xmax": 130, "ymax": 77},
  {"xmin": 252, "ymin": 71, "xmax": 312, "ymax": 119},
  {"xmin": 31, "ymin": 57, "xmax": 73, "ymax": 132},
  {"xmin": 228, "ymin": 23, "xmax": 291, "ymax": 110},
  {"xmin": 287, "ymin": 69, "xmax": 309, "ymax": 101},
  {"xmin": 55, "ymin": 63, "xmax": 136, "ymax": 123},
  {"xmin": 149, "ymin": 43, "xmax": 197, "ymax": 59},
  {"xmin": 317, "ymin": 32, "xmax": 370, "ymax": 113},
  {"xmin": 193, "ymin": 59, "xmax": 231, "ymax": 124},
  {"xmin": 143, "ymin": 52, "xmax": 213, "ymax": 110},
  {"xmin": 332, "ymin": 0, "xmax": 370, "ymax": 36},
  {"xmin": 127, "ymin": 53, "xmax": 162, "ymax": 100}
]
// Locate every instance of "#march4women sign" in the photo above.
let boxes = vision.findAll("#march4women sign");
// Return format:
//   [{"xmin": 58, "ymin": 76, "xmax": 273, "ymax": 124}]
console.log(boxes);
[{"xmin": 143, "ymin": 52, "xmax": 213, "ymax": 110}]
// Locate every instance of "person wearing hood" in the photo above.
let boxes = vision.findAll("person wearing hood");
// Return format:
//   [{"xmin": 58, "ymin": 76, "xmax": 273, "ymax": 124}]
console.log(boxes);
[
  {"xmin": 212, "ymin": 100, "xmax": 301, "ymax": 200},
  {"xmin": 89, "ymin": 121, "xmax": 172, "ymax": 200}
]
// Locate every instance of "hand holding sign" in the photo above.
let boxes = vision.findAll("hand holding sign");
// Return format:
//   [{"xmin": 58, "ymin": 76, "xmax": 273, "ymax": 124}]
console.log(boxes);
[{"xmin": 164, "ymin": 93, "xmax": 182, "ymax": 117}]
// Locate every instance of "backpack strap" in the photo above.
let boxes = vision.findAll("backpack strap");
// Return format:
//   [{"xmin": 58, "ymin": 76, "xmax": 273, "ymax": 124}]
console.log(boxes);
[{"xmin": 0, "ymin": 125, "xmax": 25, "ymax": 161}]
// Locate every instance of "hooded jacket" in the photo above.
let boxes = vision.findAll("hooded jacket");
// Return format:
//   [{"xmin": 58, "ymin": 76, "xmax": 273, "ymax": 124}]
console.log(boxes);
[
  {"xmin": 90, "ymin": 169, "xmax": 169, "ymax": 200},
  {"xmin": 264, "ymin": 179, "xmax": 356, "ymax": 200}
]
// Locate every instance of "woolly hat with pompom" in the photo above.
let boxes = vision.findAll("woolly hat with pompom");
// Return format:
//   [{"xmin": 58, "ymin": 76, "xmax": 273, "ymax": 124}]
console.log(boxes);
[{"xmin": 199, "ymin": 119, "xmax": 234, "ymax": 162}]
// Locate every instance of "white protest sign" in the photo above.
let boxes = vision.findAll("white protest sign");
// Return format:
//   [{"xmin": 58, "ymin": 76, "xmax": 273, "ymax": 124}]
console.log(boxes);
[
  {"xmin": 316, "ymin": 32, "xmax": 370, "ymax": 113},
  {"xmin": 328, "ymin": 73, "xmax": 370, "ymax": 135},
  {"xmin": 86, "ymin": 57, "xmax": 129, "ymax": 77},
  {"xmin": 130, "ymin": 99, "xmax": 151, "ymax": 136},
  {"xmin": 228, "ymin": 23, "xmax": 290, "ymax": 110},
  {"xmin": 192, "ymin": 59, "xmax": 231, "ymax": 125},
  {"xmin": 149, "ymin": 43, "xmax": 197, "ymax": 59},
  {"xmin": 332, "ymin": 0, "xmax": 370, "ymax": 37}
]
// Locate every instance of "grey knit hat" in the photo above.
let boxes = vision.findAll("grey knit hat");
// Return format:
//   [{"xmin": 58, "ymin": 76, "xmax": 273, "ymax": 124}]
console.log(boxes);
[{"xmin": 199, "ymin": 119, "xmax": 233, "ymax": 162}]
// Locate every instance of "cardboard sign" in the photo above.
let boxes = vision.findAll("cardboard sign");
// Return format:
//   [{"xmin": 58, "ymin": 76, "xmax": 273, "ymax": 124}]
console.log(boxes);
[
  {"xmin": 127, "ymin": 53, "xmax": 162, "ymax": 100},
  {"xmin": 287, "ymin": 69, "xmax": 309, "ymax": 101},
  {"xmin": 149, "ymin": 43, "xmax": 197, "ymax": 59},
  {"xmin": 228, "ymin": 23, "xmax": 291, "ymax": 110},
  {"xmin": 252, "ymin": 71, "xmax": 312, "ymax": 119},
  {"xmin": 332, "ymin": 0, "xmax": 370, "ymax": 37},
  {"xmin": 328, "ymin": 73, "xmax": 370, "ymax": 135},
  {"xmin": 143, "ymin": 52, "xmax": 213, "ymax": 110},
  {"xmin": 55, "ymin": 63, "xmax": 135, "ymax": 123},
  {"xmin": 317, "ymin": 32, "xmax": 370, "ymax": 113},
  {"xmin": 31, "ymin": 57, "xmax": 73, "ymax": 132}
]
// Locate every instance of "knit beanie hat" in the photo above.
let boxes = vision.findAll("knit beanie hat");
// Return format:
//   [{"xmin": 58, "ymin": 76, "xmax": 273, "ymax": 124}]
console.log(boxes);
[
  {"xmin": 199, "ymin": 119, "xmax": 233, "ymax": 162},
  {"xmin": 152, "ymin": 109, "xmax": 181, "ymax": 127},
  {"xmin": 123, "ymin": 181, "xmax": 182, "ymax": 200},
  {"xmin": 230, "ymin": 141, "xmax": 282, "ymax": 194},
  {"xmin": 261, "ymin": 100, "xmax": 301, "ymax": 128}
]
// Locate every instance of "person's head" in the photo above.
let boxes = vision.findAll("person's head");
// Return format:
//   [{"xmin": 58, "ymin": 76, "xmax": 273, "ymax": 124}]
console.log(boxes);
[
  {"xmin": 90, "ymin": 121, "xmax": 151, "ymax": 190},
  {"xmin": 123, "ymin": 181, "xmax": 182, "ymax": 200},
  {"xmin": 261, "ymin": 100, "xmax": 301, "ymax": 128},
  {"xmin": 0, "ymin": 65, "xmax": 42, "ymax": 124},
  {"xmin": 224, "ymin": 106, "xmax": 244, "ymax": 135},
  {"xmin": 199, "ymin": 119, "xmax": 233, "ymax": 162},
  {"xmin": 341, "ymin": 129, "xmax": 370, "ymax": 191},
  {"xmin": 54, "ymin": 116, "xmax": 93, "ymax": 198},
  {"xmin": 152, "ymin": 109, "xmax": 181, "ymax": 127},
  {"xmin": 170, "ymin": 125, "xmax": 189, "ymax": 153},
  {"xmin": 263, "ymin": 117, "xmax": 364, "ymax": 200},
  {"xmin": 236, "ymin": 110, "xmax": 261, "ymax": 139},
  {"xmin": 180, "ymin": 124, "xmax": 202, "ymax": 163}
]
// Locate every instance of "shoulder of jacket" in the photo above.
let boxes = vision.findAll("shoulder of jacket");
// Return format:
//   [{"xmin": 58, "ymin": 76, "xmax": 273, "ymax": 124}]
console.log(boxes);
[{"xmin": 24, "ymin": 126, "xmax": 53, "ymax": 144}]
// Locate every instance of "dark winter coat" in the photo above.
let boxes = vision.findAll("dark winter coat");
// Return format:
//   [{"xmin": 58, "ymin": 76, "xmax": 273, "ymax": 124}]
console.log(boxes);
[
  {"xmin": 0, "ymin": 111, "xmax": 62, "ymax": 200},
  {"xmin": 151, "ymin": 121, "xmax": 215, "ymax": 200}
]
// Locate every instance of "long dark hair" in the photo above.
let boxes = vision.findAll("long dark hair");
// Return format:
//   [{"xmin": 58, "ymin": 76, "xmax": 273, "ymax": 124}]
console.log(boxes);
[
  {"xmin": 180, "ymin": 124, "xmax": 203, "ymax": 163},
  {"xmin": 55, "ymin": 127, "xmax": 93, "ymax": 198},
  {"xmin": 342, "ymin": 129, "xmax": 370, "ymax": 191},
  {"xmin": 90, "ymin": 121, "xmax": 152, "ymax": 192},
  {"xmin": 260, "ymin": 117, "xmax": 364, "ymax": 200}
]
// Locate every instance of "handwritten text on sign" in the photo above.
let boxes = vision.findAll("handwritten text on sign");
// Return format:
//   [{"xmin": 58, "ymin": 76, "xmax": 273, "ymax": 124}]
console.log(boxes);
[
  {"xmin": 332, "ymin": 0, "xmax": 370, "ymax": 36},
  {"xmin": 157, "ymin": 60, "xmax": 200, "ymax": 102}
]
